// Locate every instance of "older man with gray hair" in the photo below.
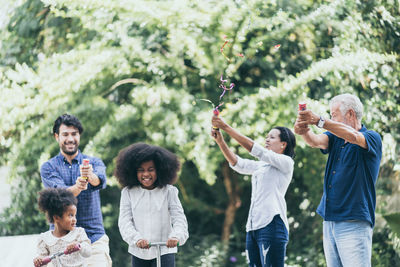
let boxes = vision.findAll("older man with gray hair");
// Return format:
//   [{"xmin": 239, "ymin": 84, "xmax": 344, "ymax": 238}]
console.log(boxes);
[{"xmin": 294, "ymin": 93, "xmax": 382, "ymax": 267}]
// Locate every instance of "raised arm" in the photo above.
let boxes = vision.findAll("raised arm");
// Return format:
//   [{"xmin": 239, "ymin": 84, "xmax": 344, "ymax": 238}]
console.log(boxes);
[
  {"xmin": 295, "ymin": 110, "xmax": 367, "ymax": 149},
  {"xmin": 294, "ymin": 120, "xmax": 329, "ymax": 149},
  {"xmin": 211, "ymin": 115, "xmax": 254, "ymax": 152},
  {"xmin": 321, "ymin": 119, "xmax": 366, "ymax": 148},
  {"xmin": 210, "ymin": 128, "xmax": 238, "ymax": 166}
]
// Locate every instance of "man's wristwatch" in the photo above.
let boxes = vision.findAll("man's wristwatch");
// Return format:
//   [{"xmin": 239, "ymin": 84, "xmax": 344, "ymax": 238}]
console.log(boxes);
[{"xmin": 317, "ymin": 116, "xmax": 326, "ymax": 128}]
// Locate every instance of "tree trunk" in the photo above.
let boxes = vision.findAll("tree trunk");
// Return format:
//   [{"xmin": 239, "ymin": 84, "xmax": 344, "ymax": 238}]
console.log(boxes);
[{"xmin": 221, "ymin": 161, "xmax": 241, "ymax": 243}]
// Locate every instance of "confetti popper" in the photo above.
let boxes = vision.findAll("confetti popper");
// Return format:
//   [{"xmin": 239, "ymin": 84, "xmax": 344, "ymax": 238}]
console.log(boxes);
[
  {"xmin": 212, "ymin": 107, "xmax": 220, "ymax": 130},
  {"xmin": 298, "ymin": 102, "xmax": 307, "ymax": 111},
  {"xmin": 81, "ymin": 159, "xmax": 90, "ymax": 180}
]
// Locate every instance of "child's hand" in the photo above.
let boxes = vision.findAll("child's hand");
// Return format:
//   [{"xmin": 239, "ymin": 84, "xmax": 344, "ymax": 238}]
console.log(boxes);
[
  {"xmin": 66, "ymin": 242, "xmax": 79, "ymax": 254},
  {"xmin": 33, "ymin": 257, "xmax": 44, "ymax": 267},
  {"xmin": 136, "ymin": 239, "xmax": 150, "ymax": 249},
  {"xmin": 166, "ymin": 238, "xmax": 179, "ymax": 248}
]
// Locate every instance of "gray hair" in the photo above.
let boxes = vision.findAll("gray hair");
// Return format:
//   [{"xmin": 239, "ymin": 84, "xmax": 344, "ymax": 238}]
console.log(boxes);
[{"xmin": 329, "ymin": 93, "xmax": 364, "ymax": 122}]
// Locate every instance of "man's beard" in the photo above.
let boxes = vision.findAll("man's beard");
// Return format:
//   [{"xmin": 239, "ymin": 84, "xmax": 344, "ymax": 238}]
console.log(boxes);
[{"xmin": 62, "ymin": 143, "xmax": 78, "ymax": 155}]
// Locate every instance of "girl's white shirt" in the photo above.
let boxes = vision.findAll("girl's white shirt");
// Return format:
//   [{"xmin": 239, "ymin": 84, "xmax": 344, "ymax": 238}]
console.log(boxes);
[
  {"xmin": 118, "ymin": 184, "xmax": 189, "ymax": 260},
  {"xmin": 230, "ymin": 143, "xmax": 294, "ymax": 233},
  {"xmin": 36, "ymin": 227, "xmax": 91, "ymax": 267}
]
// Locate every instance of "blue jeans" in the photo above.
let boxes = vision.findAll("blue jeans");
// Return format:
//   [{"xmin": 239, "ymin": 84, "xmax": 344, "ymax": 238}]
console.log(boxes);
[
  {"xmin": 323, "ymin": 220, "xmax": 373, "ymax": 267},
  {"xmin": 246, "ymin": 215, "xmax": 288, "ymax": 267},
  {"xmin": 131, "ymin": 253, "xmax": 175, "ymax": 267}
]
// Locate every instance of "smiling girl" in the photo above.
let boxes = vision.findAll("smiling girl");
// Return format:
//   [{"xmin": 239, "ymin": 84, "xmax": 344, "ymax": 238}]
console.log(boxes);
[
  {"xmin": 211, "ymin": 115, "xmax": 296, "ymax": 267},
  {"xmin": 115, "ymin": 143, "xmax": 189, "ymax": 267},
  {"xmin": 33, "ymin": 188, "xmax": 91, "ymax": 267}
]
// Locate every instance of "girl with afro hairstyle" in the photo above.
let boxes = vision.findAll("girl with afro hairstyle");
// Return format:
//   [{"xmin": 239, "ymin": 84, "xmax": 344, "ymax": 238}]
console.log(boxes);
[
  {"xmin": 115, "ymin": 143, "xmax": 189, "ymax": 267},
  {"xmin": 34, "ymin": 188, "xmax": 91, "ymax": 267}
]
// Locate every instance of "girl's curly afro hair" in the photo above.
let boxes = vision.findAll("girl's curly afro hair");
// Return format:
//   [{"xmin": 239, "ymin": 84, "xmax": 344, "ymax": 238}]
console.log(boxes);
[
  {"xmin": 38, "ymin": 188, "xmax": 77, "ymax": 223},
  {"xmin": 114, "ymin": 143, "xmax": 181, "ymax": 188}
]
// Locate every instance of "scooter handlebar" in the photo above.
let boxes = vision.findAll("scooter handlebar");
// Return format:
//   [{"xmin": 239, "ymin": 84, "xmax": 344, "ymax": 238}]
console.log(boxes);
[
  {"xmin": 38, "ymin": 244, "xmax": 81, "ymax": 266},
  {"xmin": 64, "ymin": 244, "xmax": 81, "ymax": 254},
  {"xmin": 149, "ymin": 241, "xmax": 179, "ymax": 247}
]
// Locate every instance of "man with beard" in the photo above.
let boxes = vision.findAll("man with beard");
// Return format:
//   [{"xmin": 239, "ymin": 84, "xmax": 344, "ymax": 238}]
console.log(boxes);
[{"xmin": 40, "ymin": 114, "xmax": 112, "ymax": 267}]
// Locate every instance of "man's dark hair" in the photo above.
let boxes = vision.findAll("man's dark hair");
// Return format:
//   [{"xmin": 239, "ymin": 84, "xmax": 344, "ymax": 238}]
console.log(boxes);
[
  {"xmin": 274, "ymin": 126, "xmax": 296, "ymax": 159},
  {"xmin": 114, "ymin": 143, "xmax": 181, "ymax": 188},
  {"xmin": 38, "ymin": 188, "xmax": 78, "ymax": 223},
  {"xmin": 53, "ymin": 114, "xmax": 84, "ymax": 135}
]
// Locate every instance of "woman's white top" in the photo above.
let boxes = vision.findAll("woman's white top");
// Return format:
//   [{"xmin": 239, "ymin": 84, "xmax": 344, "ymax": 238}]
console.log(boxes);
[
  {"xmin": 230, "ymin": 143, "xmax": 294, "ymax": 232},
  {"xmin": 118, "ymin": 184, "xmax": 189, "ymax": 260},
  {"xmin": 36, "ymin": 227, "xmax": 91, "ymax": 267}
]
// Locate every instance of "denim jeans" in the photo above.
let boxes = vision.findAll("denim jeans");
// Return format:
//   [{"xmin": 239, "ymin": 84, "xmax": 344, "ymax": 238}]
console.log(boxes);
[
  {"xmin": 323, "ymin": 220, "xmax": 373, "ymax": 267},
  {"xmin": 131, "ymin": 253, "xmax": 175, "ymax": 267},
  {"xmin": 246, "ymin": 215, "xmax": 288, "ymax": 267}
]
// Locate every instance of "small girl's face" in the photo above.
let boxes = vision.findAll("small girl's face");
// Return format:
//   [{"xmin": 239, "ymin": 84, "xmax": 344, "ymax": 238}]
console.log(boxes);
[
  {"xmin": 137, "ymin": 160, "xmax": 157, "ymax": 190},
  {"xmin": 54, "ymin": 204, "xmax": 77, "ymax": 234}
]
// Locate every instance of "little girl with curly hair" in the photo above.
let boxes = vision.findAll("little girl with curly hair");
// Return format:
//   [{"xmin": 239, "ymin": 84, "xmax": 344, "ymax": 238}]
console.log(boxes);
[
  {"xmin": 33, "ymin": 188, "xmax": 91, "ymax": 267},
  {"xmin": 115, "ymin": 143, "xmax": 189, "ymax": 267}
]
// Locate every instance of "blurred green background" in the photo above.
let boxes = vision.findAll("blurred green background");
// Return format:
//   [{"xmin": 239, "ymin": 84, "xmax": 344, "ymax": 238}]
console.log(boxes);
[{"xmin": 0, "ymin": 0, "xmax": 399, "ymax": 266}]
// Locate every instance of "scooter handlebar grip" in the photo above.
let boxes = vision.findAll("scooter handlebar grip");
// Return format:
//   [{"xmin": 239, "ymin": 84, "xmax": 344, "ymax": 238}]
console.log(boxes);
[
  {"xmin": 40, "ymin": 257, "xmax": 51, "ymax": 265},
  {"xmin": 64, "ymin": 244, "xmax": 81, "ymax": 255}
]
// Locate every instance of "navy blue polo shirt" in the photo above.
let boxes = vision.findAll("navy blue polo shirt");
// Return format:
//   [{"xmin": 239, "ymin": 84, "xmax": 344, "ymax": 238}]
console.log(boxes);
[{"xmin": 316, "ymin": 125, "xmax": 382, "ymax": 227}]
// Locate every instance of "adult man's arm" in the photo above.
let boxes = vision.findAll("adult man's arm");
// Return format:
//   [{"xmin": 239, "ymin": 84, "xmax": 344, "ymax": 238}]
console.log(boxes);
[
  {"xmin": 294, "ymin": 119, "xmax": 329, "ymax": 149},
  {"xmin": 297, "ymin": 110, "xmax": 367, "ymax": 149},
  {"xmin": 40, "ymin": 162, "xmax": 87, "ymax": 197},
  {"xmin": 319, "ymin": 119, "xmax": 367, "ymax": 149}
]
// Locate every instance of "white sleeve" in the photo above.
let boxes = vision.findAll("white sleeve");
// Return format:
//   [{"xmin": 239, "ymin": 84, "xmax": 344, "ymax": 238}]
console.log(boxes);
[
  {"xmin": 118, "ymin": 187, "xmax": 143, "ymax": 246},
  {"xmin": 77, "ymin": 228, "xmax": 92, "ymax": 258},
  {"xmin": 250, "ymin": 143, "xmax": 294, "ymax": 173},
  {"xmin": 36, "ymin": 234, "xmax": 50, "ymax": 257},
  {"xmin": 167, "ymin": 186, "xmax": 189, "ymax": 246},
  {"xmin": 229, "ymin": 154, "xmax": 262, "ymax": 175}
]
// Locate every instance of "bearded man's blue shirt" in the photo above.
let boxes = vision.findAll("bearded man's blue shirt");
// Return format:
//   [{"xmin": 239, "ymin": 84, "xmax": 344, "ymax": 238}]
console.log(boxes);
[{"xmin": 41, "ymin": 151, "xmax": 107, "ymax": 243}]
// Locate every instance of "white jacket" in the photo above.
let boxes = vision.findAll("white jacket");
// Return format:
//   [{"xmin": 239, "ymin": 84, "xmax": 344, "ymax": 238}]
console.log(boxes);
[{"xmin": 118, "ymin": 185, "xmax": 189, "ymax": 260}]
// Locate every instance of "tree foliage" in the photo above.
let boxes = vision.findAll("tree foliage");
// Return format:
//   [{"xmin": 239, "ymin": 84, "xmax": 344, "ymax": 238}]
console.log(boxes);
[{"xmin": 1, "ymin": 0, "xmax": 399, "ymax": 266}]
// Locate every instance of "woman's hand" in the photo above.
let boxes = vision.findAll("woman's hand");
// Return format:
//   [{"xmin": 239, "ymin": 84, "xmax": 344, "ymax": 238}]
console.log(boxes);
[
  {"xmin": 211, "ymin": 115, "xmax": 227, "ymax": 130},
  {"xmin": 166, "ymin": 238, "xmax": 179, "ymax": 248},
  {"xmin": 136, "ymin": 239, "xmax": 150, "ymax": 249},
  {"xmin": 211, "ymin": 128, "xmax": 224, "ymax": 143}
]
